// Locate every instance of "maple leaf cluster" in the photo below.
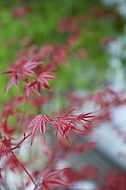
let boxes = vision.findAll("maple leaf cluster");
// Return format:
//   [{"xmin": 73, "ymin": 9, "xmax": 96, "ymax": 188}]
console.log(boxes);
[
  {"xmin": 0, "ymin": 3, "xmax": 126, "ymax": 190},
  {"xmin": 28, "ymin": 108, "xmax": 95, "ymax": 146}
]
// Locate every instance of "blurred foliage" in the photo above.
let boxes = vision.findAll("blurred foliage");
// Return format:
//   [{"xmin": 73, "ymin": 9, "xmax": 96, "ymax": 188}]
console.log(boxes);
[{"xmin": 0, "ymin": 0, "xmax": 122, "ymax": 108}]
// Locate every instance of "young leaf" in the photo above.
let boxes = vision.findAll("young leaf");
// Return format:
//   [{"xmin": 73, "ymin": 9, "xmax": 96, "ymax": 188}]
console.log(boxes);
[{"xmin": 28, "ymin": 114, "xmax": 52, "ymax": 144}]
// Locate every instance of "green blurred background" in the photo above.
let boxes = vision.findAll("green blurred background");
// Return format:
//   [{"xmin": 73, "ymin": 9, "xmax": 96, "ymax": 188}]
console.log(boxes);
[{"xmin": 0, "ymin": 0, "xmax": 123, "ymax": 107}]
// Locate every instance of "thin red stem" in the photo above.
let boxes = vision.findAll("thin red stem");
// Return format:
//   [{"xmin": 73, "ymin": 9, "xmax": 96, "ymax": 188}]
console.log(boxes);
[
  {"xmin": 11, "ymin": 132, "xmax": 32, "ymax": 150},
  {"xmin": 11, "ymin": 151, "xmax": 37, "ymax": 187}
]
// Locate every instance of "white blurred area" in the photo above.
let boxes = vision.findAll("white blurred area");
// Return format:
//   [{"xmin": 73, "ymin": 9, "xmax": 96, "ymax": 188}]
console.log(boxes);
[
  {"xmin": 101, "ymin": 0, "xmax": 126, "ymax": 17},
  {"xmin": 91, "ymin": 48, "xmax": 126, "ymax": 171},
  {"xmin": 73, "ymin": 181, "xmax": 97, "ymax": 190},
  {"xmin": 90, "ymin": 0, "xmax": 126, "ymax": 171}
]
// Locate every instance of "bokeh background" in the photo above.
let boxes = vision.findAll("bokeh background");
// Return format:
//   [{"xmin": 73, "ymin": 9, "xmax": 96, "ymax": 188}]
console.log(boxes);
[{"xmin": 0, "ymin": 0, "xmax": 126, "ymax": 189}]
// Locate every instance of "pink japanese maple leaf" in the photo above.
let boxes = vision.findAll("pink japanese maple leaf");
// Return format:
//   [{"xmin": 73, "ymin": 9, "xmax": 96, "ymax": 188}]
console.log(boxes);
[
  {"xmin": 5, "ymin": 74, "xmax": 19, "ymax": 94},
  {"xmin": 77, "ymin": 112, "xmax": 95, "ymax": 123},
  {"xmin": 53, "ymin": 108, "xmax": 94, "ymax": 146},
  {"xmin": 24, "ymin": 81, "xmax": 39, "ymax": 98},
  {"xmin": 37, "ymin": 71, "xmax": 56, "ymax": 89},
  {"xmin": 24, "ymin": 71, "xmax": 56, "ymax": 98},
  {"xmin": 40, "ymin": 168, "xmax": 72, "ymax": 190},
  {"xmin": 2, "ymin": 59, "xmax": 41, "ymax": 94},
  {"xmin": 28, "ymin": 114, "xmax": 53, "ymax": 144}
]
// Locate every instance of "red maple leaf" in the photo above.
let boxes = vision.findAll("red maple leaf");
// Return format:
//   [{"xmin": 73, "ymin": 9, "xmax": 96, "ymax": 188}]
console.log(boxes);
[
  {"xmin": 53, "ymin": 108, "xmax": 94, "ymax": 146},
  {"xmin": 24, "ymin": 71, "xmax": 56, "ymax": 98},
  {"xmin": 24, "ymin": 81, "xmax": 39, "ymax": 98},
  {"xmin": 37, "ymin": 71, "xmax": 57, "ymax": 89},
  {"xmin": 28, "ymin": 114, "xmax": 53, "ymax": 144},
  {"xmin": 2, "ymin": 60, "xmax": 41, "ymax": 93},
  {"xmin": 77, "ymin": 112, "xmax": 95, "ymax": 123},
  {"xmin": 40, "ymin": 168, "xmax": 72, "ymax": 190}
]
